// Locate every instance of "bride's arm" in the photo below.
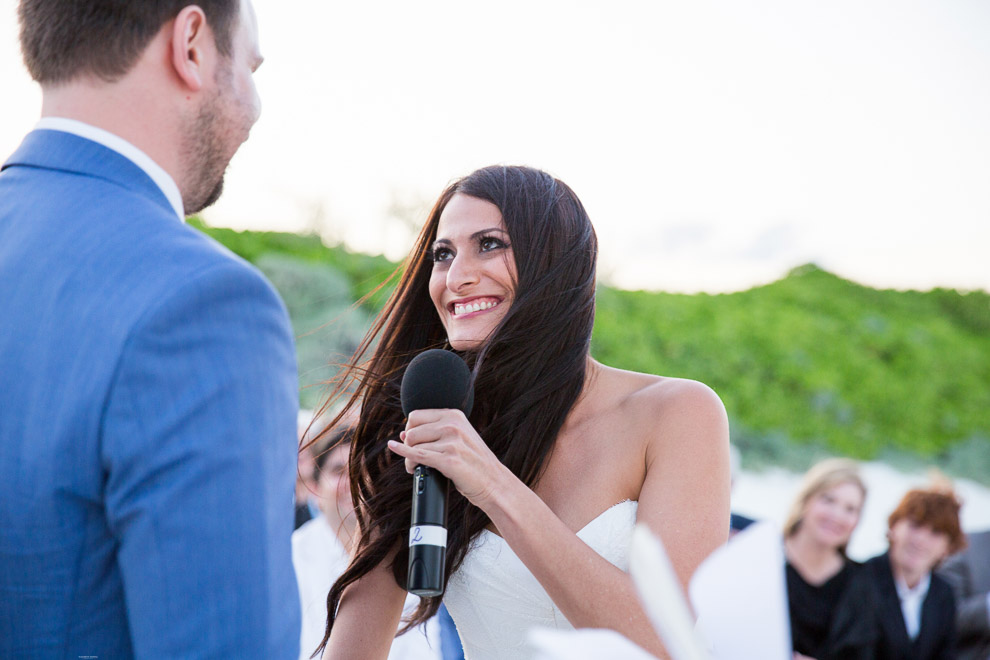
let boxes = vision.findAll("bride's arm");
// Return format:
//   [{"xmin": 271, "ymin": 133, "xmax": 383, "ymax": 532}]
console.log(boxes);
[
  {"xmin": 321, "ymin": 551, "xmax": 407, "ymax": 660},
  {"xmin": 390, "ymin": 379, "xmax": 730, "ymax": 658}
]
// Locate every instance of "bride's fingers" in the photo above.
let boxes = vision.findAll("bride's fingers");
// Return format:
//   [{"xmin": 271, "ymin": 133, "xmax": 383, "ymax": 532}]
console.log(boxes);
[
  {"xmin": 388, "ymin": 439, "xmax": 434, "ymax": 474},
  {"xmin": 402, "ymin": 420, "xmax": 465, "ymax": 448},
  {"xmin": 388, "ymin": 439, "xmax": 415, "ymax": 457},
  {"xmin": 406, "ymin": 408, "xmax": 456, "ymax": 429},
  {"xmin": 389, "ymin": 437, "xmax": 495, "ymax": 505}
]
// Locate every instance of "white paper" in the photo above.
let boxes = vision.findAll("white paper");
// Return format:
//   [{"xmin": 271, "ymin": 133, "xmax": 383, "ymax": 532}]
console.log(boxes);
[
  {"xmin": 408, "ymin": 525, "xmax": 447, "ymax": 548},
  {"xmin": 688, "ymin": 521, "xmax": 791, "ymax": 660}
]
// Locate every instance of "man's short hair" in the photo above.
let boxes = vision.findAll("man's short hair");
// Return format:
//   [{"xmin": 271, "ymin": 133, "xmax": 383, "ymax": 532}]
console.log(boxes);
[{"xmin": 18, "ymin": 0, "xmax": 240, "ymax": 84}]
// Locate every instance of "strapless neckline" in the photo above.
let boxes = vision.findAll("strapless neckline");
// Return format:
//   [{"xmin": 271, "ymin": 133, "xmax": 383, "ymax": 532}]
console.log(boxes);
[
  {"xmin": 444, "ymin": 500, "xmax": 639, "ymax": 660},
  {"xmin": 477, "ymin": 499, "xmax": 637, "ymax": 543}
]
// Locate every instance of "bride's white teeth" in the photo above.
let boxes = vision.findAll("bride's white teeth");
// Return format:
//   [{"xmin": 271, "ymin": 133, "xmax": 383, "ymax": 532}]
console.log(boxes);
[{"xmin": 453, "ymin": 300, "xmax": 500, "ymax": 316}]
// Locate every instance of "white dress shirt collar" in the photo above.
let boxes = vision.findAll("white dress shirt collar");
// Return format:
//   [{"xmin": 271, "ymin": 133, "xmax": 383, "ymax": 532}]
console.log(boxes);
[
  {"xmin": 895, "ymin": 571, "xmax": 931, "ymax": 640},
  {"xmin": 35, "ymin": 117, "xmax": 185, "ymax": 222}
]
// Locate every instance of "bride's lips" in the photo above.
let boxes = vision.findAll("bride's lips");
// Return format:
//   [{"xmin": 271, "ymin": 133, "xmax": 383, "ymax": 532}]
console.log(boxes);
[{"xmin": 448, "ymin": 296, "xmax": 503, "ymax": 318}]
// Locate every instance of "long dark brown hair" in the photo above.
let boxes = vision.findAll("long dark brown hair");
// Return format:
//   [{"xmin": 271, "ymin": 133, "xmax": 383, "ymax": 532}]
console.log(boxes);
[{"xmin": 309, "ymin": 165, "xmax": 597, "ymax": 655}]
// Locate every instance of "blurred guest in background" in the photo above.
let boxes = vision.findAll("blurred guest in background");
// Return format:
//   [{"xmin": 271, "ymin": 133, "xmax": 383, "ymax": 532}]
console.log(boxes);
[
  {"xmin": 862, "ymin": 485, "xmax": 965, "ymax": 660},
  {"xmin": 938, "ymin": 528, "xmax": 990, "ymax": 660},
  {"xmin": 293, "ymin": 426, "xmax": 442, "ymax": 660},
  {"xmin": 783, "ymin": 458, "xmax": 878, "ymax": 660},
  {"xmin": 295, "ymin": 410, "xmax": 323, "ymax": 529}
]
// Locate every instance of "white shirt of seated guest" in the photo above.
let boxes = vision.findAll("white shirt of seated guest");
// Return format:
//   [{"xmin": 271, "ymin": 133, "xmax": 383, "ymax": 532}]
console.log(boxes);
[
  {"xmin": 292, "ymin": 516, "xmax": 442, "ymax": 660},
  {"xmin": 895, "ymin": 571, "xmax": 931, "ymax": 640}
]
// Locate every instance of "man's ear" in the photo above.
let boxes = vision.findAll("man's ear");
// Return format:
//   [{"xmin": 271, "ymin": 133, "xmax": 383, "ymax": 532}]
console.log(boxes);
[{"xmin": 170, "ymin": 6, "xmax": 211, "ymax": 92}]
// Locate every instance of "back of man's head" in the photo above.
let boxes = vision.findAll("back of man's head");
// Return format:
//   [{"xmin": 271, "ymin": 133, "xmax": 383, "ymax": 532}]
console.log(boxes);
[{"xmin": 19, "ymin": 0, "xmax": 240, "ymax": 84}]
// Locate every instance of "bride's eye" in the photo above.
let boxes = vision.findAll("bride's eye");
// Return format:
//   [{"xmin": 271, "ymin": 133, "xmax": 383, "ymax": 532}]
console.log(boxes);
[
  {"xmin": 479, "ymin": 236, "xmax": 507, "ymax": 253},
  {"xmin": 430, "ymin": 245, "xmax": 454, "ymax": 263}
]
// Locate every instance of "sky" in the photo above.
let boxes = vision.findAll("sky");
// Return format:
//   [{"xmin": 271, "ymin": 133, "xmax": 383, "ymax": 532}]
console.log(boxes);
[{"xmin": 2, "ymin": 0, "xmax": 988, "ymax": 293}]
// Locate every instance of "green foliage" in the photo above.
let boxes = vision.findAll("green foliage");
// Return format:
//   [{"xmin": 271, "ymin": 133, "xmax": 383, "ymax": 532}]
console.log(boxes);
[
  {"xmin": 252, "ymin": 254, "xmax": 372, "ymax": 410},
  {"xmin": 191, "ymin": 220, "xmax": 990, "ymax": 482},
  {"xmin": 189, "ymin": 217, "xmax": 399, "ymax": 309},
  {"xmin": 728, "ymin": 423, "xmax": 831, "ymax": 472},
  {"xmin": 592, "ymin": 265, "xmax": 990, "ymax": 473},
  {"xmin": 942, "ymin": 434, "xmax": 990, "ymax": 484}
]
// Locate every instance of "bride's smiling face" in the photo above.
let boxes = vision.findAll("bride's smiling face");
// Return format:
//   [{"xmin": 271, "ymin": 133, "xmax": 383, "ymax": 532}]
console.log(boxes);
[{"xmin": 428, "ymin": 194, "xmax": 517, "ymax": 351}]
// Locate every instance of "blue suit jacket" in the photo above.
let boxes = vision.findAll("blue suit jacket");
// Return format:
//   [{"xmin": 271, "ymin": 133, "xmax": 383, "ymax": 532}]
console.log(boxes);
[{"xmin": 0, "ymin": 130, "xmax": 301, "ymax": 658}]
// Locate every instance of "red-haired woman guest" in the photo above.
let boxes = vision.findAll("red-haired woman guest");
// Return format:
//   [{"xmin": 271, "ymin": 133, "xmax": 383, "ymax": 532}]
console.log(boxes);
[{"xmin": 862, "ymin": 486, "xmax": 967, "ymax": 660}]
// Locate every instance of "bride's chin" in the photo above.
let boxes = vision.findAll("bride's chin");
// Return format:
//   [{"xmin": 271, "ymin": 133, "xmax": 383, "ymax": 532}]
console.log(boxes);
[{"xmin": 447, "ymin": 336, "xmax": 482, "ymax": 352}]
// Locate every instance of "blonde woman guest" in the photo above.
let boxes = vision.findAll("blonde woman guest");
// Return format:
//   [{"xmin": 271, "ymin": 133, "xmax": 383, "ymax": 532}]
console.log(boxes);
[{"xmin": 783, "ymin": 458, "xmax": 878, "ymax": 660}]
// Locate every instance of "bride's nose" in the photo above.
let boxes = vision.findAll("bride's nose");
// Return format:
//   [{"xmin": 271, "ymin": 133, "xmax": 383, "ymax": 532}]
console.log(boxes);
[{"xmin": 446, "ymin": 252, "xmax": 481, "ymax": 291}]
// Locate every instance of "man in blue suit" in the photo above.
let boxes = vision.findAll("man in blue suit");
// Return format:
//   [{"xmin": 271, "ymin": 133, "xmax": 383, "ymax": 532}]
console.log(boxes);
[{"xmin": 0, "ymin": 1, "xmax": 300, "ymax": 657}]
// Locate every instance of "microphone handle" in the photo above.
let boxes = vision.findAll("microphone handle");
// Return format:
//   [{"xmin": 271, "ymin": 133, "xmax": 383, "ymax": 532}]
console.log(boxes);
[{"xmin": 407, "ymin": 465, "xmax": 448, "ymax": 596}]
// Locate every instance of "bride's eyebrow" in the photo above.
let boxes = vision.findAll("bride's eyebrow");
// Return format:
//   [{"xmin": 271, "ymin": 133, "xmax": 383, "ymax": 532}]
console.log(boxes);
[
  {"xmin": 471, "ymin": 228, "xmax": 508, "ymax": 239},
  {"xmin": 433, "ymin": 228, "xmax": 508, "ymax": 245}
]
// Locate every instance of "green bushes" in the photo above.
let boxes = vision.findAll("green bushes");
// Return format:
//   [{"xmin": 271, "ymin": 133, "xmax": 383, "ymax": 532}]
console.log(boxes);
[
  {"xmin": 193, "ymin": 220, "xmax": 990, "ymax": 482},
  {"xmin": 252, "ymin": 254, "xmax": 371, "ymax": 410},
  {"xmin": 592, "ymin": 265, "xmax": 990, "ymax": 480},
  {"xmin": 190, "ymin": 218, "xmax": 398, "ymax": 309}
]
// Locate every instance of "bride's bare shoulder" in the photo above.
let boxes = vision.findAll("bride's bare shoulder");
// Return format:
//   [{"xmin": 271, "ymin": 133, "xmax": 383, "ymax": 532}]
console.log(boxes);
[
  {"xmin": 592, "ymin": 364, "xmax": 729, "ymax": 492},
  {"xmin": 593, "ymin": 362, "xmax": 726, "ymax": 422}
]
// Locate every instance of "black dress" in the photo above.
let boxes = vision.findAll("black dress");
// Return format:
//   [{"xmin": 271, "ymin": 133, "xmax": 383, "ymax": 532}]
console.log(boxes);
[{"xmin": 787, "ymin": 559, "xmax": 879, "ymax": 659}]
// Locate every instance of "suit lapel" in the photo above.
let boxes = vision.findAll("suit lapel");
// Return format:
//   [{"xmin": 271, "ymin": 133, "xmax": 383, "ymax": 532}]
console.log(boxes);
[{"xmin": 2, "ymin": 129, "xmax": 175, "ymax": 218}]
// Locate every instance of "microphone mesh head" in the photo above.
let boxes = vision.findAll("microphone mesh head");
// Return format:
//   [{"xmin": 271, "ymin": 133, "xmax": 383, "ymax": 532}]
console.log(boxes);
[{"xmin": 400, "ymin": 349, "xmax": 474, "ymax": 416}]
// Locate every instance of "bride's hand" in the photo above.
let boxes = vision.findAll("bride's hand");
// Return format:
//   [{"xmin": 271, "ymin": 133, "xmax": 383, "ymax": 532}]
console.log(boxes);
[{"xmin": 387, "ymin": 409, "xmax": 507, "ymax": 510}]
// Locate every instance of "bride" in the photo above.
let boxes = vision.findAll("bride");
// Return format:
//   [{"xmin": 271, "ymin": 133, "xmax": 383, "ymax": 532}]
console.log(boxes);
[{"xmin": 311, "ymin": 165, "xmax": 730, "ymax": 659}]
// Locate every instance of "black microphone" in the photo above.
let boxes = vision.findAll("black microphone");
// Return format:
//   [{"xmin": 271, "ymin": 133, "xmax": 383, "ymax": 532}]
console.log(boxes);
[{"xmin": 400, "ymin": 349, "xmax": 474, "ymax": 597}]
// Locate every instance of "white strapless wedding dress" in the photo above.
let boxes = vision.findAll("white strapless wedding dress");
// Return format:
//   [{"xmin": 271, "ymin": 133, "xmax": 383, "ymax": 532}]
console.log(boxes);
[{"xmin": 443, "ymin": 500, "xmax": 638, "ymax": 660}]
